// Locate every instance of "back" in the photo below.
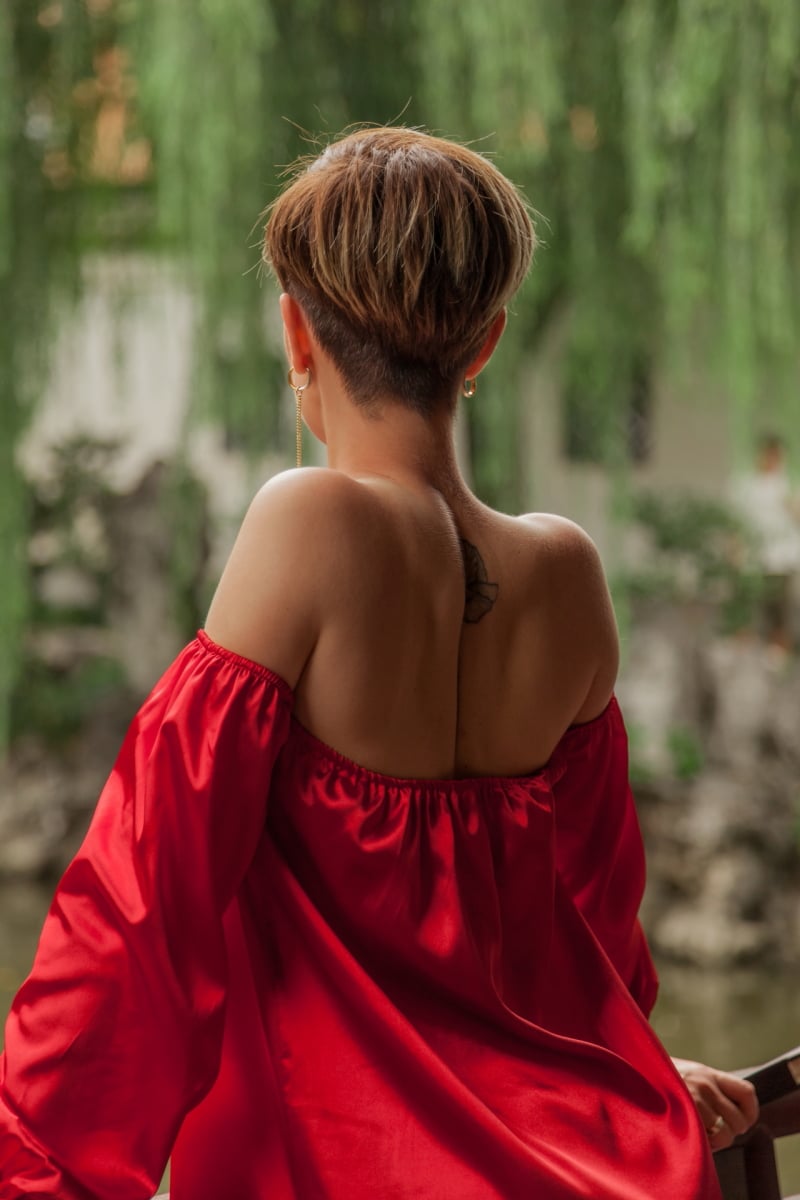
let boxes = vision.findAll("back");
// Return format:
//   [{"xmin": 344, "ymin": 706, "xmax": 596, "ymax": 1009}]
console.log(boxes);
[{"xmin": 205, "ymin": 468, "xmax": 619, "ymax": 779}]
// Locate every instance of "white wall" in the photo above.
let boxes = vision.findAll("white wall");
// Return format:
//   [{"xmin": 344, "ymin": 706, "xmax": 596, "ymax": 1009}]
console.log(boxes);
[
  {"xmin": 22, "ymin": 260, "xmax": 740, "ymax": 573},
  {"xmin": 520, "ymin": 313, "xmax": 734, "ymax": 564}
]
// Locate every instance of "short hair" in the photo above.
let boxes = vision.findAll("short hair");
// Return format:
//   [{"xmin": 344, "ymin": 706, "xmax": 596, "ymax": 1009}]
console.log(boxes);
[{"xmin": 263, "ymin": 127, "xmax": 535, "ymax": 416}]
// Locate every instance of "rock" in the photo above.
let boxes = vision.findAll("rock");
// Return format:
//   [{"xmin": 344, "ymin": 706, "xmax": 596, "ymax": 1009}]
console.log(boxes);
[
  {"xmin": 655, "ymin": 893, "xmax": 774, "ymax": 969},
  {"xmin": 27, "ymin": 626, "xmax": 115, "ymax": 670},
  {"xmin": 701, "ymin": 638, "xmax": 777, "ymax": 768},
  {"xmin": 655, "ymin": 910, "xmax": 772, "ymax": 967},
  {"xmin": 768, "ymin": 669, "xmax": 800, "ymax": 767},
  {"xmin": 701, "ymin": 848, "xmax": 770, "ymax": 923},
  {"xmin": 6, "ymin": 477, "xmax": 800, "ymax": 975},
  {"xmin": 36, "ymin": 564, "xmax": 100, "ymax": 612},
  {"xmin": 0, "ymin": 758, "xmax": 69, "ymax": 878},
  {"xmin": 679, "ymin": 771, "xmax": 778, "ymax": 857},
  {"xmin": 617, "ymin": 601, "xmax": 704, "ymax": 776},
  {"xmin": 619, "ymin": 607, "xmax": 800, "ymax": 970},
  {"xmin": 105, "ymin": 461, "xmax": 209, "ymax": 693},
  {"xmin": 0, "ymin": 832, "xmax": 58, "ymax": 878}
]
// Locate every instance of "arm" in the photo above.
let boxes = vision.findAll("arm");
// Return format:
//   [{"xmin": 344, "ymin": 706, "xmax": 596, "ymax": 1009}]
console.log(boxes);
[
  {"xmin": 519, "ymin": 514, "xmax": 620, "ymax": 725},
  {"xmin": 205, "ymin": 466, "xmax": 360, "ymax": 681},
  {"xmin": 672, "ymin": 1059, "xmax": 759, "ymax": 1149},
  {"xmin": 0, "ymin": 636, "xmax": 292, "ymax": 1198},
  {"xmin": 0, "ymin": 468, "xmax": 351, "ymax": 1197},
  {"xmin": 538, "ymin": 521, "xmax": 760, "ymax": 1142},
  {"xmin": 537, "ymin": 521, "xmax": 657, "ymax": 1011},
  {"xmin": 550, "ymin": 701, "xmax": 659, "ymax": 1016}
]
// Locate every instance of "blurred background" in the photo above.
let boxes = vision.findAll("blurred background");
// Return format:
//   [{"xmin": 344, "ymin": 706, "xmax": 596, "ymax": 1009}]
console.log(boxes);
[{"xmin": 1, "ymin": 0, "xmax": 799, "ymax": 1188}]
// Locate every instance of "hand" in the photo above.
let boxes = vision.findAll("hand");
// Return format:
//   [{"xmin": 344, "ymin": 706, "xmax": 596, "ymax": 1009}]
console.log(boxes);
[{"xmin": 672, "ymin": 1058, "xmax": 759, "ymax": 1151}]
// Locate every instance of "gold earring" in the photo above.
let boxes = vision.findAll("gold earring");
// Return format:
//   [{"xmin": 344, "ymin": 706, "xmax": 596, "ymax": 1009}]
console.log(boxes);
[
  {"xmin": 462, "ymin": 378, "xmax": 477, "ymax": 399},
  {"xmin": 287, "ymin": 366, "xmax": 312, "ymax": 468}
]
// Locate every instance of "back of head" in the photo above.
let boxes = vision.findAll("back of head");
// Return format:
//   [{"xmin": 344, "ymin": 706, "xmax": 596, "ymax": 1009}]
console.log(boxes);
[{"xmin": 264, "ymin": 127, "xmax": 535, "ymax": 415}]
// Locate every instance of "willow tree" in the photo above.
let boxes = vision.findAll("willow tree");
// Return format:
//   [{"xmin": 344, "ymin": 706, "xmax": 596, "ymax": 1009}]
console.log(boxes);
[
  {"xmin": 0, "ymin": 1, "xmax": 102, "ymax": 749},
  {"xmin": 3, "ymin": 0, "xmax": 800, "ymax": 751},
  {"xmin": 129, "ymin": 0, "xmax": 421, "ymax": 448},
  {"xmin": 419, "ymin": 0, "xmax": 800, "ymax": 497},
  {"xmin": 0, "ymin": 0, "xmax": 423, "ymax": 752}
]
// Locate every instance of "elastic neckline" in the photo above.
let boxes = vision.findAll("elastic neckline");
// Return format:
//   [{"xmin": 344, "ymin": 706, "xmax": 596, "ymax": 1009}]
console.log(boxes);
[
  {"xmin": 196, "ymin": 629, "xmax": 616, "ymax": 788},
  {"xmin": 196, "ymin": 629, "xmax": 295, "ymax": 706},
  {"xmin": 288, "ymin": 716, "xmax": 556, "ymax": 791},
  {"xmin": 287, "ymin": 707, "xmax": 615, "ymax": 792}
]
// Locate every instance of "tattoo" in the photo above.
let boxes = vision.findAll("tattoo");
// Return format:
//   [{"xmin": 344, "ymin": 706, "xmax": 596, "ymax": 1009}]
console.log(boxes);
[{"xmin": 459, "ymin": 538, "xmax": 499, "ymax": 623}]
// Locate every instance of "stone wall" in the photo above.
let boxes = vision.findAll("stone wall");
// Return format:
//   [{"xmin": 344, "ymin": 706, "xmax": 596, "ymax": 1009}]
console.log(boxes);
[
  {"xmin": 2, "ymin": 471, "xmax": 799, "ymax": 970},
  {"xmin": 619, "ymin": 600, "xmax": 800, "ymax": 968},
  {"xmin": 0, "ymin": 451, "xmax": 211, "ymax": 878}
]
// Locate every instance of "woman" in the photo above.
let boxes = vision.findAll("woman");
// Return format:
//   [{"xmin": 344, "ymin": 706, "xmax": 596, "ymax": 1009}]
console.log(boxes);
[{"xmin": 0, "ymin": 128, "xmax": 755, "ymax": 1199}]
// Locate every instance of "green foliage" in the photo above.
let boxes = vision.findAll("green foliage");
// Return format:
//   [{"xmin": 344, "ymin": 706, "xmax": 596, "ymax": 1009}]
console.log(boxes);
[
  {"xmin": 11, "ymin": 655, "xmax": 128, "ymax": 747},
  {"xmin": 667, "ymin": 726, "xmax": 704, "ymax": 781},
  {"xmin": 630, "ymin": 722, "xmax": 704, "ymax": 786},
  {"xmin": 627, "ymin": 722, "xmax": 655, "ymax": 787},
  {"xmin": 34, "ymin": 436, "xmax": 120, "ymax": 514},
  {"xmin": 13, "ymin": 436, "xmax": 212, "ymax": 749},
  {"xmin": 129, "ymin": 0, "xmax": 421, "ymax": 447},
  {"xmin": 163, "ymin": 459, "xmax": 212, "ymax": 638},
  {"xmin": 27, "ymin": 437, "xmax": 120, "ymax": 627},
  {"xmin": 422, "ymin": 0, "xmax": 800, "ymax": 472},
  {"xmin": 131, "ymin": 0, "xmax": 277, "ymax": 438},
  {"xmin": 623, "ymin": 490, "xmax": 762, "ymax": 632},
  {"xmin": 0, "ymin": 2, "xmax": 109, "ymax": 751},
  {"xmin": 4, "ymin": 0, "xmax": 800, "ymax": 752},
  {"xmin": 0, "ymin": 5, "xmax": 12, "ymax": 276},
  {"xmin": 632, "ymin": 492, "xmax": 742, "ymax": 558}
]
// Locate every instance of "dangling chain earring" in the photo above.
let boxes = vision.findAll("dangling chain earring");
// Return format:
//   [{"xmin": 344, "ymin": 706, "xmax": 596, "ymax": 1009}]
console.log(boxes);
[
  {"xmin": 462, "ymin": 378, "xmax": 477, "ymax": 399},
  {"xmin": 287, "ymin": 366, "xmax": 312, "ymax": 467}
]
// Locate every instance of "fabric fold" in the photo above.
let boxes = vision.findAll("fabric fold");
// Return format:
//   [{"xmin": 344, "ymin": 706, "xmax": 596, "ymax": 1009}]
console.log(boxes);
[
  {"xmin": 0, "ymin": 634, "xmax": 292, "ymax": 1199},
  {"xmin": 1, "ymin": 635, "xmax": 719, "ymax": 1199}
]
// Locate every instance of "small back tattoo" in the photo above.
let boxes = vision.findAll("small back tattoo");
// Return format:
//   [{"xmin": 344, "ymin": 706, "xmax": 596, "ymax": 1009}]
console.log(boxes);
[{"xmin": 459, "ymin": 538, "xmax": 499, "ymax": 623}]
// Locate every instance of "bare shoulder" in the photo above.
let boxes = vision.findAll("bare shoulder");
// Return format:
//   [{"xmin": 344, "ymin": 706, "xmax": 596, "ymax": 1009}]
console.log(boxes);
[
  {"xmin": 244, "ymin": 466, "xmax": 392, "ymax": 564},
  {"xmin": 518, "ymin": 512, "xmax": 619, "ymax": 717},
  {"xmin": 205, "ymin": 468, "xmax": 379, "ymax": 684},
  {"xmin": 517, "ymin": 511, "xmax": 603, "ymax": 565},
  {"xmin": 515, "ymin": 512, "xmax": 611, "ymax": 596},
  {"xmin": 248, "ymin": 466, "xmax": 376, "ymax": 528}
]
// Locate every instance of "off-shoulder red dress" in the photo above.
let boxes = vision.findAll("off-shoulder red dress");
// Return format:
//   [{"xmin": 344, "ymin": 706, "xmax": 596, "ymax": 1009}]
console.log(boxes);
[{"xmin": 0, "ymin": 632, "xmax": 721, "ymax": 1198}]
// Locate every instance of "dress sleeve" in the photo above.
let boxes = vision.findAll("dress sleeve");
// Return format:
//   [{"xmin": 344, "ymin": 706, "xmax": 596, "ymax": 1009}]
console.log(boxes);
[
  {"xmin": 0, "ymin": 631, "xmax": 292, "ymax": 1200},
  {"xmin": 549, "ymin": 698, "xmax": 659, "ymax": 1017}
]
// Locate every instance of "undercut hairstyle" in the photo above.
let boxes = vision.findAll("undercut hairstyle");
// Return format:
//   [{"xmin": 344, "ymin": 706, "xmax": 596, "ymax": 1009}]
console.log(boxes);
[{"xmin": 264, "ymin": 127, "xmax": 535, "ymax": 416}]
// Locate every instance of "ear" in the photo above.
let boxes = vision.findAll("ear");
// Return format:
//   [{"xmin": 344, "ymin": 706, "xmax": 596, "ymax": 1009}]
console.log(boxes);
[
  {"xmin": 279, "ymin": 293, "xmax": 315, "ymax": 374},
  {"xmin": 464, "ymin": 309, "xmax": 507, "ymax": 379}
]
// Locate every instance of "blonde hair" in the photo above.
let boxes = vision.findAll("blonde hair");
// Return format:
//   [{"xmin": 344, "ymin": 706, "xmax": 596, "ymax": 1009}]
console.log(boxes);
[{"xmin": 264, "ymin": 127, "xmax": 535, "ymax": 415}]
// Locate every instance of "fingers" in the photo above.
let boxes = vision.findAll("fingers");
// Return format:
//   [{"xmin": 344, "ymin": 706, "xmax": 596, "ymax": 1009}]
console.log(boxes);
[
  {"xmin": 693, "ymin": 1104, "xmax": 735, "ymax": 1151},
  {"xmin": 703, "ymin": 1081, "xmax": 755, "ymax": 1138},
  {"xmin": 717, "ymin": 1073, "xmax": 759, "ymax": 1129},
  {"xmin": 692, "ymin": 1091, "xmax": 750, "ymax": 1148},
  {"xmin": 673, "ymin": 1060, "xmax": 759, "ymax": 1148}
]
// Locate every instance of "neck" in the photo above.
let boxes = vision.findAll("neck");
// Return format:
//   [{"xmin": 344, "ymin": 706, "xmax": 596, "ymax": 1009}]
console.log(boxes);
[{"xmin": 321, "ymin": 377, "xmax": 469, "ymax": 502}]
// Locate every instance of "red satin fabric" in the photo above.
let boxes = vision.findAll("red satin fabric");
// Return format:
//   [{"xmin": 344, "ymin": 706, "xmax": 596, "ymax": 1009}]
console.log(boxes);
[{"xmin": 0, "ymin": 632, "xmax": 721, "ymax": 1198}]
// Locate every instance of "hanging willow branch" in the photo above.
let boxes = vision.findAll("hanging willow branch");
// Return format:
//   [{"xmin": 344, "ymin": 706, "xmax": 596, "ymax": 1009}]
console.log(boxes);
[
  {"xmin": 421, "ymin": 0, "xmax": 800, "ymax": 480},
  {"xmin": 128, "ymin": 0, "xmax": 424, "ymax": 450},
  {"xmin": 620, "ymin": 0, "xmax": 800, "ymax": 435},
  {"xmin": 3, "ymin": 0, "xmax": 800, "ymax": 752},
  {"xmin": 129, "ymin": 0, "xmax": 280, "ymax": 444},
  {"xmin": 0, "ymin": 2, "xmax": 95, "ymax": 751},
  {"xmin": 0, "ymin": 0, "xmax": 134, "ymax": 753}
]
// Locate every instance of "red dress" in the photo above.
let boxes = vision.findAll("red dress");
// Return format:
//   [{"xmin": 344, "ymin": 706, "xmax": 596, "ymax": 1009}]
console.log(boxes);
[{"xmin": 0, "ymin": 632, "xmax": 720, "ymax": 1198}]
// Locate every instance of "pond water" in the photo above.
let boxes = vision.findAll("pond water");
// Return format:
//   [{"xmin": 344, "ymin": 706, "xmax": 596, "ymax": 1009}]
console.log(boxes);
[{"xmin": 2, "ymin": 882, "xmax": 798, "ymax": 1194}]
